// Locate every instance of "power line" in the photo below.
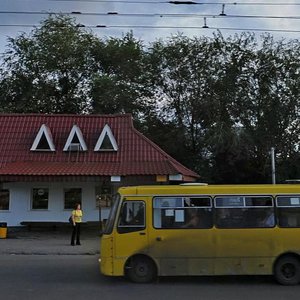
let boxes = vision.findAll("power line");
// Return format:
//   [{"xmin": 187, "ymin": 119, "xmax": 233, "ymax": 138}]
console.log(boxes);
[
  {"xmin": 1, "ymin": 23, "xmax": 300, "ymax": 34},
  {"xmin": 96, "ymin": 25, "xmax": 300, "ymax": 33},
  {"xmin": 1, "ymin": 11, "xmax": 300, "ymax": 21},
  {"xmin": 13, "ymin": 0, "xmax": 300, "ymax": 7},
  {"xmin": 49, "ymin": 0, "xmax": 300, "ymax": 6}
]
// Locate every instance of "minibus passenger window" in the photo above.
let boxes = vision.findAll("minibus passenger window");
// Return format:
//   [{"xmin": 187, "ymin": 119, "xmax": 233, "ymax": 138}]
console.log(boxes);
[
  {"xmin": 277, "ymin": 196, "xmax": 300, "ymax": 228},
  {"xmin": 215, "ymin": 196, "xmax": 274, "ymax": 228},
  {"xmin": 153, "ymin": 196, "xmax": 213, "ymax": 229}
]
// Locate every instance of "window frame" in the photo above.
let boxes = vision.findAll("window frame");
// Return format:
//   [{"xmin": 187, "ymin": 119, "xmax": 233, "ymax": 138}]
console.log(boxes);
[
  {"xmin": 214, "ymin": 195, "xmax": 274, "ymax": 208},
  {"xmin": 275, "ymin": 195, "xmax": 300, "ymax": 228},
  {"xmin": 117, "ymin": 200, "xmax": 146, "ymax": 234},
  {"xmin": 64, "ymin": 188, "xmax": 82, "ymax": 210},
  {"xmin": 214, "ymin": 195, "xmax": 275, "ymax": 229},
  {"xmin": 30, "ymin": 124, "xmax": 55, "ymax": 152},
  {"xmin": 94, "ymin": 124, "xmax": 118, "ymax": 152},
  {"xmin": 152, "ymin": 195, "xmax": 213, "ymax": 230},
  {"xmin": 95, "ymin": 185, "xmax": 112, "ymax": 208},
  {"xmin": 31, "ymin": 188, "xmax": 49, "ymax": 210},
  {"xmin": 0, "ymin": 189, "xmax": 10, "ymax": 211},
  {"xmin": 276, "ymin": 195, "xmax": 300, "ymax": 208}
]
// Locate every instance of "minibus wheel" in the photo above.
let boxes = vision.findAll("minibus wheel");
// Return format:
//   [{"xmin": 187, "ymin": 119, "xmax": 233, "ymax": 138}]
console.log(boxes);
[
  {"xmin": 274, "ymin": 256, "xmax": 300, "ymax": 285},
  {"xmin": 125, "ymin": 255, "xmax": 157, "ymax": 283}
]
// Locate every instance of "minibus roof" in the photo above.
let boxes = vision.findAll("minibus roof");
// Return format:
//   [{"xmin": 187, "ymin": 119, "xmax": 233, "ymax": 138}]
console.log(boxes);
[{"xmin": 118, "ymin": 184, "xmax": 300, "ymax": 196}]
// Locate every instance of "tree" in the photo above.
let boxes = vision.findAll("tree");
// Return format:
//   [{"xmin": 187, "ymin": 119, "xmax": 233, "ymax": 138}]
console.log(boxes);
[
  {"xmin": 231, "ymin": 34, "xmax": 300, "ymax": 182},
  {"xmin": 0, "ymin": 15, "xmax": 101, "ymax": 113},
  {"xmin": 146, "ymin": 32, "xmax": 300, "ymax": 183},
  {"xmin": 90, "ymin": 32, "xmax": 153, "ymax": 120}
]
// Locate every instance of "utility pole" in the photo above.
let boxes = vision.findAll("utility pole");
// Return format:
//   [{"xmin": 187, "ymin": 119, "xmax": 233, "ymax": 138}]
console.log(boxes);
[{"xmin": 271, "ymin": 147, "xmax": 276, "ymax": 184}]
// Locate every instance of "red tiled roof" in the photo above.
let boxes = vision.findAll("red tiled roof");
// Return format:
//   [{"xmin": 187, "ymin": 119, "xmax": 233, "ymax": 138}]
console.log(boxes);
[{"xmin": 0, "ymin": 114, "xmax": 198, "ymax": 178}]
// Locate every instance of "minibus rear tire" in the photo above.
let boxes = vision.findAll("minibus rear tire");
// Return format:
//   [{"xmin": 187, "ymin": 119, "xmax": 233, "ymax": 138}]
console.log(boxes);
[
  {"xmin": 125, "ymin": 255, "xmax": 157, "ymax": 283},
  {"xmin": 274, "ymin": 255, "xmax": 300, "ymax": 285}
]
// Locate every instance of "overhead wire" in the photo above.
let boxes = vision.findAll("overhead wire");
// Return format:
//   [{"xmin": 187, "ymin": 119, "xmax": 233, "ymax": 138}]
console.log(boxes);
[
  {"xmin": 0, "ymin": 10, "xmax": 300, "ymax": 20},
  {"xmin": 0, "ymin": 1, "xmax": 299, "ymax": 35},
  {"xmin": 48, "ymin": 0, "xmax": 300, "ymax": 5},
  {"xmin": 0, "ymin": 23, "xmax": 300, "ymax": 34}
]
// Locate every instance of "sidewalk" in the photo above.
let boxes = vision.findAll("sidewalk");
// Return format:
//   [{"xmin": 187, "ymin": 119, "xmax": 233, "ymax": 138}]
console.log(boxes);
[{"xmin": 0, "ymin": 227, "xmax": 101, "ymax": 255}]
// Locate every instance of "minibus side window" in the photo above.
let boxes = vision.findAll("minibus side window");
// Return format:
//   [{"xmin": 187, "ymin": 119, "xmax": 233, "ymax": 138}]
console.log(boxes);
[
  {"xmin": 276, "ymin": 196, "xmax": 300, "ymax": 228},
  {"xmin": 153, "ymin": 196, "xmax": 213, "ymax": 229},
  {"xmin": 117, "ymin": 201, "xmax": 145, "ymax": 233},
  {"xmin": 215, "ymin": 196, "xmax": 274, "ymax": 228}
]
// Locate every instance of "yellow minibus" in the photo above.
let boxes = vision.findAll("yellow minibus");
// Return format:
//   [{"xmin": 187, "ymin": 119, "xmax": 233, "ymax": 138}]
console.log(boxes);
[{"xmin": 100, "ymin": 184, "xmax": 300, "ymax": 285}]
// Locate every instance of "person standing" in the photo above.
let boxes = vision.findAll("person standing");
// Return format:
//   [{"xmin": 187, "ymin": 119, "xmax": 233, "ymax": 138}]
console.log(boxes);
[{"xmin": 71, "ymin": 203, "xmax": 83, "ymax": 246}]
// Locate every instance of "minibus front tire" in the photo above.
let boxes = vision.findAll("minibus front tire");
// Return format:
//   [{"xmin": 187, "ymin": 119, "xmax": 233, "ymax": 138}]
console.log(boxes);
[
  {"xmin": 125, "ymin": 255, "xmax": 157, "ymax": 283},
  {"xmin": 274, "ymin": 255, "xmax": 300, "ymax": 285}
]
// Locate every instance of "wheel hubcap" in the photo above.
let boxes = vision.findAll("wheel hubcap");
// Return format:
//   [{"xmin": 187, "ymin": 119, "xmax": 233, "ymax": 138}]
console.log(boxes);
[
  {"xmin": 136, "ymin": 263, "xmax": 148, "ymax": 276},
  {"xmin": 281, "ymin": 263, "xmax": 296, "ymax": 279}
]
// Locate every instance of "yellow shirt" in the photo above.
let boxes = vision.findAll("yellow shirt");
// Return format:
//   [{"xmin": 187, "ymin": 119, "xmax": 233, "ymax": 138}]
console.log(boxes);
[{"xmin": 72, "ymin": 209, "xmax": 83, "ymax": 223}]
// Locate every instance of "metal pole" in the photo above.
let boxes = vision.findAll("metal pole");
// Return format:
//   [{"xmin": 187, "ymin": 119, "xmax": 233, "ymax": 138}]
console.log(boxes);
[
  {"xmin": 98, "ymin": 199, "xmax": 102, "ymax": 232},
  {"xmin": 271, "ymin": 147, "xmax": 276, "ymax": 184}
]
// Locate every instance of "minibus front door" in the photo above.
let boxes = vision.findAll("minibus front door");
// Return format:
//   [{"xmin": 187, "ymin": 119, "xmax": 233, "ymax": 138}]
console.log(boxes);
[{"xmin": 113, "ymin": 199, "xmax": 149, "ymax": 276}]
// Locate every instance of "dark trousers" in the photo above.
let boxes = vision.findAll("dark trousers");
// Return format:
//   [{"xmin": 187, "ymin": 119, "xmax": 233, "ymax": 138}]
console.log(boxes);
[{"xmin": 71, "ymin": 223, "xmax": 81, "ymax": 245}]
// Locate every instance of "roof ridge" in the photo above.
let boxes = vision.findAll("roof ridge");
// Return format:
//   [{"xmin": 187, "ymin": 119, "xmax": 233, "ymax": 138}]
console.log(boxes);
[{"xmin": 0, "ymin": 113, "xmax": 132, "ymax": 118}]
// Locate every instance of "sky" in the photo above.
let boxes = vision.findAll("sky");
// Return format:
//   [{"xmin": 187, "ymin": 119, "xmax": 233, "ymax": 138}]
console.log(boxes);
[{"xmin": 0, "ymin": 0, "xmax": 300, "ymax": 54}]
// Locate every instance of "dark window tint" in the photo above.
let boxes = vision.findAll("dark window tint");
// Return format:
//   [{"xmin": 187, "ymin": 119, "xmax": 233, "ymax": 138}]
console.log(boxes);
[
  {"xmin": 0, "ymin": 190, "xmax": 9, "ymax": 210},
  {"xmin": 153, "ymin": 196, "xmax": 213, "ymax": 229},
  {"xmin": 32, "ymin": 188, "xmax": 49, "ymax": 209},
  {"xmin": 215, "ymin": 197, "xmax": 244, "ymax": 207},
  {"xmin": 95, "ymin": 186, "xmax": 112, "ymax": 208},
  {"xmin": 216, "ymin": 208, "xmax": 275, "ymax": 228},
  {"xmin": 277, "ymin": 196, "xmax": 300, "ymax": 207},
  {"xmin": 36, "ymin": 134, "xmax": 51, "ymax": 150},
  {"xmin": 118, "ymin": 201, "xmax": 145, "ymax": 233},
  {"xmin": 100, "ymin": 134, "xmax": 114, "ymax": 150},
  {"xmin": 276, "ymin": 196, "xmax": 300, "ymax": 228},
  {"xmin": 215, "ymin": 196, "xmax": 274, "ymax": 228},
  {"xmin": 64, "ymin": 188, "xmax": 82, "ymax": 209},
  {"xmin": 245, "ymin": 197, "xmax": 273, "ymax": 207},
  {"xmin": 185, "ymin": 197, "xmax": 211, "ymax": 207}
]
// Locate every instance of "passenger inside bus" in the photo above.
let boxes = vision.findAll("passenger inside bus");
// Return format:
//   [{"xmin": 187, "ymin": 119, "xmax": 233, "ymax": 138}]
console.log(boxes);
[
  {"xmin": 182, "ymin": 209, "xmax": 200, "ymax": 228},
  {"xmin": 261, "ymin": 210, "xmax": 275, "ymax": 227}
]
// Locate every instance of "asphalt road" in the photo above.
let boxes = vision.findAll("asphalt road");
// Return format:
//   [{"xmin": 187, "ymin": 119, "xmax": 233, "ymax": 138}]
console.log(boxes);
[{"xmin": 0, "ymin": 255, "xmax": 300, "ymax": 300}]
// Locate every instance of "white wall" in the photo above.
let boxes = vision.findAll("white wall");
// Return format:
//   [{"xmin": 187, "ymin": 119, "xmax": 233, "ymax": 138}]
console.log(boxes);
[{"xmin": 0, "ymin": 182, "xmax": 110, "ymax": 227}]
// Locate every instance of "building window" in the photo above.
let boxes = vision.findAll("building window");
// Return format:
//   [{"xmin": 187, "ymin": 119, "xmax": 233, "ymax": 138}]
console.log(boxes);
[
  {"xmin": 95, "ymin": 186, "xmax": 112, "ymax": 208},
  {"xmin": 32, "ymin": 188, "xmax": 49, "ymax": 210},
  {"xmin": 0, "ymin": 190, "xmax": 9, "ymax": 210},
  {"xmin": 63, "ymin": 125, "xmax": 87, "ymax": 152},
  {"xmin": 30, "ymin": 124, "xmax": 55, "ymax": 152},
  {"xmin": 94, "ymin": 124, "xmax": 118, "ymax": 152},
  {"xmin": 64, "ymin": 188, "xmax": 82, "ymax": 209}
]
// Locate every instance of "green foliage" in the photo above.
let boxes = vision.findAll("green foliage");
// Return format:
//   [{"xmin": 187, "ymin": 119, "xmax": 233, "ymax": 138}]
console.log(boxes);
[
  {"xmin": 0, "ymin": 15, "xmax": 299, "ymax": 183},
  {"xmin": 0, "ymin": 15, "xmax": 101, "ymax": 113},
  {"xmin": 147, "ymin": 32, "xmax": 300, "ymax": 183},
  {"xmin": 90, "ymin": 33, "xmax": 152, "ymax": 117}
]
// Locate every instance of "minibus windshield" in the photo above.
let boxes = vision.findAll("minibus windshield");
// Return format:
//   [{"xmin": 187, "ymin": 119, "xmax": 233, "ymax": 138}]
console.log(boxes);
[{"xmin": 103, "ymin": 193, "xmax": 120, "ymax": 234}]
